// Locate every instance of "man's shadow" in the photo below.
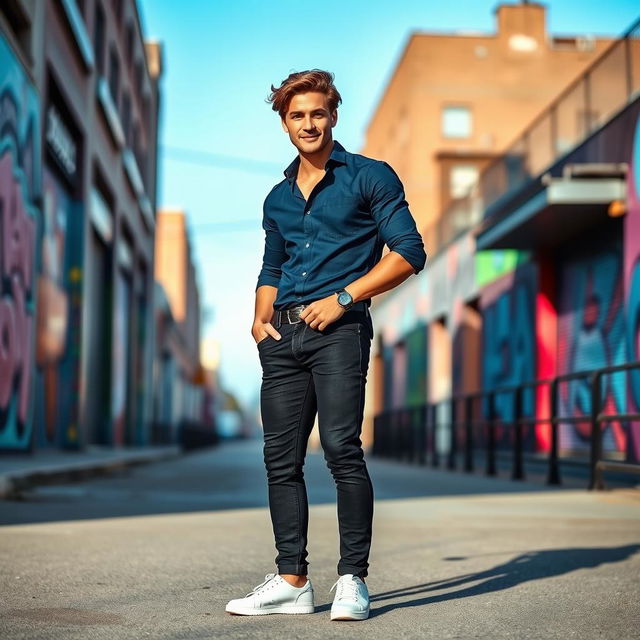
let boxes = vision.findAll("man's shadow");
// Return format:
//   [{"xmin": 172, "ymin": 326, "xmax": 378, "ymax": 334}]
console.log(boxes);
[{"xmin": 318, "ymin": 545, "xmax": 640, "ymax": 617}]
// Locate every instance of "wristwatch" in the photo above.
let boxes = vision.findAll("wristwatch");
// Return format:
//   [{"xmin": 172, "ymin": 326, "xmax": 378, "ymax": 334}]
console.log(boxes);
[{"xmin": 335, "ymin": 289, "xmax": 354, "ymax": 311}]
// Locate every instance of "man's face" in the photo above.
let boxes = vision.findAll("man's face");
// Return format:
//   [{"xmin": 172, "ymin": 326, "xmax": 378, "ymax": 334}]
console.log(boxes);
[{"xmin": 281, "ymin": 92, "xmax": 337, "ymax": 156}]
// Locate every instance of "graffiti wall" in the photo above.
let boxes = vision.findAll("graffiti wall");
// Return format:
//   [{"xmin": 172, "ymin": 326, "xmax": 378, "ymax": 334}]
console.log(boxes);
[
  {"xmin": 33, "ymin": 168, "xmax": 84, "ymax": 449},
  {"xmin": 480, "ymin": 260, "xmax": 537, "ymax": 451},
  {"xmin": 0, "ymin": 34, "xmax": 41, "ymax": 452},
  {"xmin": 405, "ymin": 324, "xmax": 428, "ymax": 407},
  {"xmin": 556, "ymin": 224, "xmax": 627, "ymax": 457},
  {"xmin": 624, "ymin": 113, "xmax": 640, "ymax": 463}
]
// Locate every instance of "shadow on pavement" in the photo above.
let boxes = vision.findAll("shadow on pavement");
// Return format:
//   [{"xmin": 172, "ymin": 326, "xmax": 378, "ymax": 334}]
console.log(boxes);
[{"xmin": 365, "ymin": 544, "xmax": 640, "ymax": 618}]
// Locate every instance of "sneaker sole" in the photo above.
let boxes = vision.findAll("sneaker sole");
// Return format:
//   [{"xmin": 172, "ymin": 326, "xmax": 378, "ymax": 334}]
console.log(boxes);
[
  {"xmin": 330, "ymin": 607, "xmax": 370, "ymax": 621},
  {"xmin": 226, "ymin": 604, "xmax": 315, "ymax": 615}
]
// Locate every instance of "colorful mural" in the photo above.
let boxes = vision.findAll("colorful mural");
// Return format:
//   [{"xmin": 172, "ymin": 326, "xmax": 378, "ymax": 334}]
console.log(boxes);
[
  {"xmin": 0, "ymin": 34, "xmax": 41, "ymax": 452},
  {"xmin": 405, "ymin": 324, "xmax": 428, "ymax": 407},
  {"xmin": 33, "ymin": 169, "xmax": 84, "ymax": 448},
  {"xmin": 556, "ymin": 227, "xmax": 627, "ymax": 457},
  {"xmin": 480, "ymin": 261, "xmax": 537, "ymax": 450},
  {"xmin": 623, "ymin": 112, "xmax": 640, "ymax": 463}
]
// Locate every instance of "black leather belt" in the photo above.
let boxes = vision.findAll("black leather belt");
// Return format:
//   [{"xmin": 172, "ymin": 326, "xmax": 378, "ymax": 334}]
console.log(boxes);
[{"xmin": 271, "ymin": 301, "xmax": 369, "ymax": 327}]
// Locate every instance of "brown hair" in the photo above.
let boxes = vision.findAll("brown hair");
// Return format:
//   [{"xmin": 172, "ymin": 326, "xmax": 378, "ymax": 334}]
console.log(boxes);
[{"xmin": 267, "ymin": 69, "xmax": 342, "ymax": 119}]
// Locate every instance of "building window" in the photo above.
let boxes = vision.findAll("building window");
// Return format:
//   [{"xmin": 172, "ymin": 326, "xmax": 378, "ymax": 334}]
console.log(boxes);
[
  {"xmin": 134, "ymin": 60, "xmax": 143, "ymax": 98},
  {"xmin": 0, "ymin": 0, "xmax": 31, "ymax": 61},
  {"xmin": 109, "ymin": 45, "xmax": 120, "ymax": 104},
  {"xmin": 450, "ymin": 165, "xmax": 479, "ymax": 199},
  {"xmin": 125, "ymin": 23, "xmax": 134, "ymax": 62},
  {"xmin": 113, "ymin": 0, "xmax": 123, "ymax": 23},
  {"xmin": 121, "ymin": 91, "xmax": 131, "ymax": 144},
  {"xmin": 142, "ymin": 95, "xmax": 150, "ymax": 133},
  {"xmin": 442, "ymin": 106, "xmax": 472, "ymax": 138},
  {"xmin": 94, "ymin": 3, "xmax": 106, "ymax": 74}
]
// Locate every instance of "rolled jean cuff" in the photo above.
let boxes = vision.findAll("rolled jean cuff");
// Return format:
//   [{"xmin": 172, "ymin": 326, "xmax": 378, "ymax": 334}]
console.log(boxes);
[
  {"xmin": 339, "ymin": 565, "xmax": 368, "ymax": 578},
  {"xmin": 277, "ymin": 564, "xmax": 308, "ymax": 576}
]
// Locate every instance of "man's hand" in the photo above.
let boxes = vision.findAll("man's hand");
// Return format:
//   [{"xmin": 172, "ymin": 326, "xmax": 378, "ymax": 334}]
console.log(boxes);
[
  {"xmin": 299, "ymin": 293, "xmax": 345, "ymax": 330},
  {"xmin": 252, "ymin": 320, "xmax": 281, "ymax": 344}
]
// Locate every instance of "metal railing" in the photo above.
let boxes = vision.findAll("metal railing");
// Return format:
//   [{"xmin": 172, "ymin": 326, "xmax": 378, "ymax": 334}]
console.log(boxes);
[
  {"xmin": 481, "ymin": 17, "xmax": 640, "ymax": 213},
  {"xmin": 372, "ymin": 361, "xmax": 640, "ymax": 490}
]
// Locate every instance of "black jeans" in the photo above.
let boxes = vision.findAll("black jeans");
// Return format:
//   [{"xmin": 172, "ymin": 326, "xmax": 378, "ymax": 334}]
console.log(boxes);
[{"xmin": 257, "ymin": 306, "xmax": 374, "ymax": 578}]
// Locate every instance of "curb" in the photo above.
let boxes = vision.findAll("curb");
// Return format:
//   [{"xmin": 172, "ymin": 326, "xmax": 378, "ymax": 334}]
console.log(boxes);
[{"xmin": 0, "ymin": 447, "xmax": 183, "ymax": 500}]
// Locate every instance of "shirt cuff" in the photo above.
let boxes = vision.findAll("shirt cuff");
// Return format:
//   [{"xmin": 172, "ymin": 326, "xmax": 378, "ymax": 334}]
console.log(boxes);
[
  {"xmin": 389, "ymin": 245, "xmax": 427, "ymax": 275},
  {"xmin": 255, "ymin": 274, "xmax": 281, "ymax": 290}
]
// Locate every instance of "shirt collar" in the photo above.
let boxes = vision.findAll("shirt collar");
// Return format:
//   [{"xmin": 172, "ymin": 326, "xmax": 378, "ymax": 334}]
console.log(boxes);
[{"xmin": 283, "ymin": 140, "xmax": 347, "ymax": 182}]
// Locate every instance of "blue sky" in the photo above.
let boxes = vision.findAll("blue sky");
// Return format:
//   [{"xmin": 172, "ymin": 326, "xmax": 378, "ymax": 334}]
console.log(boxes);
[{"xmin": 137, "ymin": 0, "xmax": 640, "ymax": 411}]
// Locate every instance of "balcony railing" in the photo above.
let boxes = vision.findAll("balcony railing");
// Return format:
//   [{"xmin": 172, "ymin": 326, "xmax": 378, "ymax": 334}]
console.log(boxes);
[{"xmin": 429, "ymin": 16, "xmax": 640, "ymax": 253}]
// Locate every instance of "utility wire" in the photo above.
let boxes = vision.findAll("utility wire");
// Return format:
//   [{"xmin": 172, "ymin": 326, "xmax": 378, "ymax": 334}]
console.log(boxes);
[
  {"xmin": 158, "ymin": 144, "xmax": 279, "ymax": 233},
  {"xmin": 160, "ymin": 144, "xmax": 282, "ymax": 175},
  {"xmin": 191, "ymin": 219, "xmax": 261, "ymax": 234}
]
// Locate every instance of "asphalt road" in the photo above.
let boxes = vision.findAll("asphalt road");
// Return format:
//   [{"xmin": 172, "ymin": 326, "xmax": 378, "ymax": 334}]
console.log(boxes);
[{"xmin": 1, "ymin": 438, "xmax": 639, "ymax": 639}]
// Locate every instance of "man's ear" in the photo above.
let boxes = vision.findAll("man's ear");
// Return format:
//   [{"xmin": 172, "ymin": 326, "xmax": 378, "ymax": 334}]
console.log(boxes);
[
  {"xmin": 331, "ymin": 109, "xmax": 338, "ymax": 128},
  {"xmin": 281, "ymin": 117, "xmax": 289, "ymax": 133}
]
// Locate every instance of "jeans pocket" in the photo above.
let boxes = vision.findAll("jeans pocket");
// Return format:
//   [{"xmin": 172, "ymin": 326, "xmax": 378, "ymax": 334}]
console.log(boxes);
[
  {"xmin": 332, "ymin": 320, "xmax": 361, "ymax": 335},
  {"xmin": 256, "ymin": 335, "xmax": 271, "ymax": 347}
]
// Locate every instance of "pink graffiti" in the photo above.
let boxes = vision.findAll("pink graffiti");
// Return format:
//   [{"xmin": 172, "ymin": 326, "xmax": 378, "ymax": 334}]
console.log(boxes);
[{"xmin": 0, "ymin": 152, "xmax": 35, "ymax": 425}]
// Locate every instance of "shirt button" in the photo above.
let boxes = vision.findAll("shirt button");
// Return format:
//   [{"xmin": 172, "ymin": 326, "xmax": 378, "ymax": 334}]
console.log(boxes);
[
  {"xmin": 305, "ymin": 210, "xmax": 311, "ymax": 215},
  {"xmin": 305, "ymin": 243, "xmax": 310, "ymax": 248},
  {"xmin": 302, "ymin": 271, "xmax": 307, "ymax": 276}
]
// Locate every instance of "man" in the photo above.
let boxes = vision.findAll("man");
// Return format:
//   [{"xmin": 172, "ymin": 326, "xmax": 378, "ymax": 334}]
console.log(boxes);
[{"xmin": 225, "ymin": 69, "xmax": 426, "ymax": 621}]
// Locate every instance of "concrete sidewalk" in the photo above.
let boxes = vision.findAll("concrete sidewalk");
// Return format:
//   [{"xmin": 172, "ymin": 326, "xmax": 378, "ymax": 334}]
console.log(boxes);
[
  {"xmin": 0, "ymin": 445, "xmax": 182, "ymax": 499},
  {"xmin": 1, "ymin": 478, "xmax": 638, "ymax": 639}
]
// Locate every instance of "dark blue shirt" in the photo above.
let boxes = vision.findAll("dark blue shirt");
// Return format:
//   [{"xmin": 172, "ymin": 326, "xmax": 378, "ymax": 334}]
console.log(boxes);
[{"xmin": 255, "ymin": 140, "xmax": 427, "ymax": 310}]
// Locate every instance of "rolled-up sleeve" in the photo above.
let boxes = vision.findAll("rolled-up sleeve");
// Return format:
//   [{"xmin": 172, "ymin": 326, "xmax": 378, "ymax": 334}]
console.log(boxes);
[
  {"xmin": 255, "ymin": 201, "xmax": 287, "ymax": 290},
  {"xmin": 365, "ymin": 161, "xmax": 427, "ymax": 275}
]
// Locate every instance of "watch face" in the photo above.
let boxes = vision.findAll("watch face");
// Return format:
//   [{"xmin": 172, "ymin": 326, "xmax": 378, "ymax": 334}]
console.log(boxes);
[{"xmin": 338, "ymin": 291, "xmax": 352, "ymax": 306}]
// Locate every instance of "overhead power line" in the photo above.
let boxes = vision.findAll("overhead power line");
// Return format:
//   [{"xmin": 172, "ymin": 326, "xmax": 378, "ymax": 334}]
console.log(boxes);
[
  {"xmin": 190, "ymin": 219, "xmax": 261, "ymax": 234},
  {"xmin": 160, "ymin": 144, "xmax": 282, "ymax": 175}
]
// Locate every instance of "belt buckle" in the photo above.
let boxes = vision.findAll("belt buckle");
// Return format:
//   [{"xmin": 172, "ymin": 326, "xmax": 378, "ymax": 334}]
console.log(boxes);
[{"xmin": 287, "ymin": 304, "xmax": 305, "ymax": 324}]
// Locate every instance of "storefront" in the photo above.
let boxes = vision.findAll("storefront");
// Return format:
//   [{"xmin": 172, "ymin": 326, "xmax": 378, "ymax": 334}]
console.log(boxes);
[{"xmin": 33, "ymin": 74, "xmax": 84, "ymax": 449}]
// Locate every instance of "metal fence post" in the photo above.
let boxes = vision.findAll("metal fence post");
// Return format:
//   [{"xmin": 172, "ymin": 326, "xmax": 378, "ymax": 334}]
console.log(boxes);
[
  {"xmin": 418, "ymin": 403, "xmax": 427, "ymax": 465},
  {"xmin": 589, "ymin": 371, "xmax": 604, "ymax": 490},
  {"xmin": 464, "ymin": 395, "xmax": 474, "ymax": 472},
  {"xmin": 430, "ymin": 403, "xmax": 439, "ymax": 467},
  {"xmin": 448, "ymin": 396, "xmax": 457, "ymax": 470},
  {"xmin": 547, "ymin": 378, "xmax": 561, "ymax": 485},
  {"xmin": 486, "ymin": 391, "xmax": 497, "ymax": 476},
  {"xmin": 512, "ymin": 385, "xmax": 524, "ymax": 480}
]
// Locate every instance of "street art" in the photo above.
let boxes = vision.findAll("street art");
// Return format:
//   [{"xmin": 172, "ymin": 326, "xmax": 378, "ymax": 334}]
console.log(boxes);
[
  {"xmin": 33, "ymin": 170, "xmax": 83, "ymax": 448},
  {"xmin": 623, "ymin": 112, "xmax": 640, "ymax": 463},
  {"xmin": 557, "ymin": 233, "xmax": 627, "ymax": 458},
  {"xmin": 480, "ymin": 262, "xmax": 537, "ymax": 451},
  {"xmin": 405, "ymin": 324, "xmax": 428, "ymax": 407},
  {"xmin": 0, "ymin": 35, "xmax": 41, "ymax": 451}
]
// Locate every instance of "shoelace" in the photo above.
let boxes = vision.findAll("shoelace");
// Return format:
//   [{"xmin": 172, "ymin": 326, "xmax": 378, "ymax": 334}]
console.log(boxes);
[
  {"xmin": 245, "ymin": 572, "xmax": 279, "ymax": 597},
  {"xmin": 330, "ymin": 575, "xmax": 360, "ymax": 601}
]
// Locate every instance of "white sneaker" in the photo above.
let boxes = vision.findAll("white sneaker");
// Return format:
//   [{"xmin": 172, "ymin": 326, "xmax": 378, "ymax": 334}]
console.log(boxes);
[
  {"xmin": 225, "ymin": 572, "xmax": 315, "ymax": 615},
  {"xmin": 329, "ymin": 574, "xmax": 370, "ymax": 620}
]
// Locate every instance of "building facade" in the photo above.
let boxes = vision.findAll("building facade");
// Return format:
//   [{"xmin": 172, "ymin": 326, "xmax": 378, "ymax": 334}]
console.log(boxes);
[
  {"xmin": 361, "ymin": 1, "xmax": 615, "ymax": 254},
  {"xmin": 367, "ymin": 12, "xmax": 640, "ymax": 466},
  {"xmin": 0, "ymin": 0, "xmax": 162, "ymax": 451},
  {"xmin": 152, "ymin": 209, "xmax": 207, "ymax": 441}
]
